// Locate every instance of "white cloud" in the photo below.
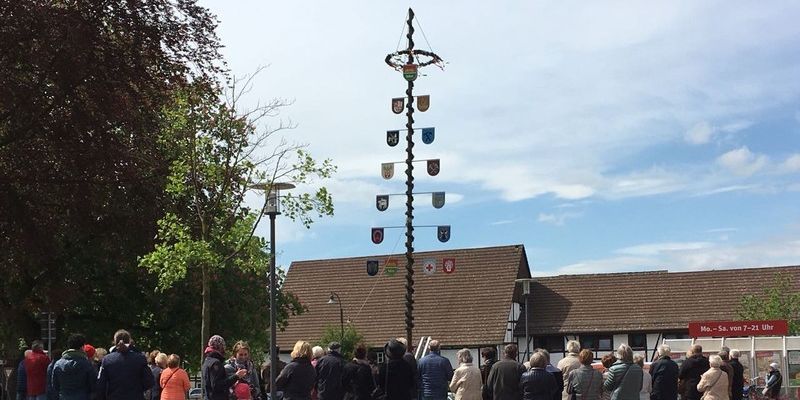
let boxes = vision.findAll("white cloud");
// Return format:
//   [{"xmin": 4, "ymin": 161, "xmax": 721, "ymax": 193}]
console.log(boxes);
[
  {"xmin": 615, "ymin": 241, "xmax": 714, "ymax": 256},
  {"xmin": 716, "ymin": 146, "xmax": 768, "ymax": 176},
  {"xmin": 490, "ymin": 220, "xmax": 513, "ymax": 226},
  {"xmin": 720, "ymin": 120, "xmax": 753, "ymax": 133},
  {"xmin": 537, "ymin": 211, "xmax": 582, "ymax": 226},
  {"xmin": 548, "ymin": 234, "xmax": 800, "ymax": 275},
  {"xmin": 781, "ymin": 154, "xmax": 800, "ymax": 173},
  {"xmin": 685, "ymin": 121, "xmax": 715, "ymax": 145}
]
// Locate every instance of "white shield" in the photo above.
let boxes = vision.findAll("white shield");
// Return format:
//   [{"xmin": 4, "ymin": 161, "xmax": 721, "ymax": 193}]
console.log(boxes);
[{"xmin": 422, "ymin": 259, "xmax": 436, "ymax": 275}]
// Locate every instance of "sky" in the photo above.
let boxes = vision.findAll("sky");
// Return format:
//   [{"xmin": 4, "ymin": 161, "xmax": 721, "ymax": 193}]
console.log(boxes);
[{"xmin": 199, "ymin": 0, "xmax": 800, "ymax": 276}]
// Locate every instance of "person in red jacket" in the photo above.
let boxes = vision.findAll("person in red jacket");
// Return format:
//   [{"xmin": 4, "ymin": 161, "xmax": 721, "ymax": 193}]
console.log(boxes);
[{"xmin": 24, "ymin": 341, "xmax": 51, "ymax": 400}]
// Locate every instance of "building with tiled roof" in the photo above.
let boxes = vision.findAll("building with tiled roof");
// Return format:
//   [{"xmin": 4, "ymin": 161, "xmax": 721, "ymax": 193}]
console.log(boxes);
[
  {"xmin": 277, "ymin": 244, "xmax": 530, "ymax": 361},
  {"xmin": 515, "ymin": 266, "xmax": 800, "ymax": 363}
]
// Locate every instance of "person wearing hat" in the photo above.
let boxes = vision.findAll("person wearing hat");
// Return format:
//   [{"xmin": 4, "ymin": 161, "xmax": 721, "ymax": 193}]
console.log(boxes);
[
  {"xmin": 762, "ymin": 363, "xmax": 782, "ymax": 400},
  {"xmin": 202, "ymin": 335, "xmax": 247, "ymax": 400},
  {"xmin": 315, "ymin": 342, "xmax": 346, "ymax": 400},
  {"xmin": 376, "ymin": 339, "xmax": 414, "ymax": 400}
]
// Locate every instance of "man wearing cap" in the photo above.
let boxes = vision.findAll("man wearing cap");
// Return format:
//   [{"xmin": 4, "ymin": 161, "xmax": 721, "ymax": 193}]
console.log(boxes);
[
  {"xmin": 763, "ymin": 363, "xmax": 782, "ymax": 400},
  {"xmin": 315, "ymin": 342, "xmax": 346, "ymax": 400}
]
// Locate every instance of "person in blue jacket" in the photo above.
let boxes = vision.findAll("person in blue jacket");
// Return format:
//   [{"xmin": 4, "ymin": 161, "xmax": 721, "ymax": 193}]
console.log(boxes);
[
  {"xmin": 53, "ymin": 334, "xmax": 95, "ymax": 400},
  {"xmin": 417, "ymin": 340, "xmax": 454, "ymax": 400},
  {"xmin": 96, "ymin": 329, "xmax": 153, "ymax": 400}
]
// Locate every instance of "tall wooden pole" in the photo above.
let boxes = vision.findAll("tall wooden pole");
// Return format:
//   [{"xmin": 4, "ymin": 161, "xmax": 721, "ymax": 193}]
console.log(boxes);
[{"xmin": 403, "ymin": 8, "xmax": 416, "ymax": 349}]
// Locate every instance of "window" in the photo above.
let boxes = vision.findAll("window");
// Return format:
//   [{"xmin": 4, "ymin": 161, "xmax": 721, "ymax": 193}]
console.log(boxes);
[
  {"xmin": 629, "ymin": 333, "xmax": 647, "ymax": 350},
  {"xmin": 663, "ymin": 333, "xmax": 691, "ymax": 340},
  {"xmin": 580, "ymin": 335, "xmax": 613, "ymax": 351},
  {"xmin": 532, "ymin": 336, "xmax": 564, "ymax": 353}
]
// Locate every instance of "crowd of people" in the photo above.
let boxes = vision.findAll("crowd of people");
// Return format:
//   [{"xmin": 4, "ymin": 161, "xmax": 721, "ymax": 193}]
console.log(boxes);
[{"xmin": 9, "ymin": 333, "xmax": 786, "ymax": 400}]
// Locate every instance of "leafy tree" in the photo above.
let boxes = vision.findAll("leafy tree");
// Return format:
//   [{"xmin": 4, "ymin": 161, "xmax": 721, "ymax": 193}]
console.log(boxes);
[
  {"xmin": 317, "ymin": 325, "xmax": 364, "ymax": 360},
  {"xmin": 0, "ymin": 0, "xmax": 222, "ymax": 356},
  {"xmin": 737, "ymin": 272, "xmax": 800, "ymax": 335},
  {"xmin": 139, "ymin": 76, "xmax": 335, "ymax": 361}
]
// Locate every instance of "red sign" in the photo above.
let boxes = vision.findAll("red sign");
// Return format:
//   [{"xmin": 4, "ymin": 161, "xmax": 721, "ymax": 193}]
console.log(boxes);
[{"xmin": 688, "ymin": 320, "xmax": 788, "ymax": 338}]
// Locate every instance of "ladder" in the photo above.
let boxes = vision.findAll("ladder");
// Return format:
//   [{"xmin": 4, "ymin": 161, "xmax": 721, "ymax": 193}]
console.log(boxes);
[{"xmin": 415, "ymin": 336, "xmax": 432, "ymax": 359}]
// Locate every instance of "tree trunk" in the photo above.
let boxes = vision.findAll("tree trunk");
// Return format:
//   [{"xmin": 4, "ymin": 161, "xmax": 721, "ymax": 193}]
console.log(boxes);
[{"xmin": 200, "ymin": 262, "xmax": 210, "ymax": 385}]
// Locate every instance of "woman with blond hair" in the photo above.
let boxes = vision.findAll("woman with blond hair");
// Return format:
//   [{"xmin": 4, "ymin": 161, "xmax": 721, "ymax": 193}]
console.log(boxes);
[
  {"xmin": 276, "ymin": 341, "xmax": 316, "ymax": 400},
  {"xmin": 697, "ymin": 355, "xmax": 729, "ymax": 400},
  {"xmin": 160, "ymin": 354, "xmax": 190, "ymax": 400},
  {"xmin": 449, "ymin": 349, "xmax": 481, "ymax": 400},
  {"xmin": 225, "ymin": 341, "xmax": 261, "ymax": 400}
]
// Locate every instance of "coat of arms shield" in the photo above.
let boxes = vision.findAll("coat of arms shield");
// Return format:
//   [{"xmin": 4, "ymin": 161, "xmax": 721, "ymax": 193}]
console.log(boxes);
[
  {"xmin": 376, "ymin": 195, "xmax": 389, "ymax": 211},
  {"xmin": 432, "ymin": 192, "xmax": 445, "ymax": 209},
  {"xmin": 421, "ymin": 127, "xmax": 435, "ymax": 144},
  {"xmin": 427, "ymin": 159, "xmax": 440, "ymax": 176},
  {"xmin": 437, "ymin": 225, "xmax": 451, "ymax": 243},
  {"xmin": 371, "ymin": 227, "xmax": 384, "ymax": 244},
  {"xmin": 381, "ymin": 163, "xmax": 394, "ymax": 180},
  {"xmin": 387, "ymin": 130, "xmax": 400, "ymax": 147},
  {"xmin": 366, "ymin": 260, "xmax": 379, "ymax": 276},
  {"xmin": 417, "ymin": 95, "xmax": 430, "ymax": 112},
  {"xmin": 392, "ymin": 98, "xmax": 405, "ymax": 114}
]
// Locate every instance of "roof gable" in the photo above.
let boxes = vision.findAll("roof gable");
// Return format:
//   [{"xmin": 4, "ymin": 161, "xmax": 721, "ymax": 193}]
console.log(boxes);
[{"xmin": 278, "ymin": 244, "xmax": 529, "ymax": 349}]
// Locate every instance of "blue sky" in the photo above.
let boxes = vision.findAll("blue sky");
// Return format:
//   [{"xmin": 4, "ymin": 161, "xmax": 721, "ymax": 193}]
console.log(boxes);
[{"xmin": 200, "ymin": 0, "xmax": 800, "ymax": 275}]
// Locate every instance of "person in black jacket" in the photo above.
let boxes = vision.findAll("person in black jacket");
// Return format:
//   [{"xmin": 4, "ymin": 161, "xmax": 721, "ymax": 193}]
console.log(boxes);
[
  {"xmin": 96, "ymin": 330, "xmax": 153, "ymax": 400},
  {"xmin": 728, "ymin": 350, "xmax": 745, "ymax": 400},
  {"xmin": 396, "ymin": 338, "xmax": 418, "ymax": 400},
  {"xmin": 342, "ymin": 344, "xmax": 374, "ymax": 400},
  {"xmin": 202, "ymin": 335, "xmax": 246, "ymax": 400},
  {"xmin": 650, "ymin": 345, "xmax": 679, "ymax": 400},
  {"xmin": 520, "ymin": 352, "xmax": 559, "ymax": 400},
  {"xmin": 276, "ymin": 341, "xmax": 316, "ymax": 400},
  {"xmin": 377, "ymin": 340, "xmax": 415, "ymax": 400},
  {"xmin": 315, "ymin": 343, "xmax": 346, "ymax": 400},
  {"xmin": 678, "ymin": 345, "xmax": 709, "ymax": 400}
]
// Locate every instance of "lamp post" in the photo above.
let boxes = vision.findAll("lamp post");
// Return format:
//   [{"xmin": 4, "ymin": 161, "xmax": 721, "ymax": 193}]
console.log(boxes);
[
  {"xmin": 252, "ymin": 181, "xmax": 295, "ymax": 400},
  {"xmin": 515, "ymin": 278, "xmax": 533, "ymax": 361},
  {"xmin": 327, "ymin": 291, "xmax": 345, "ymax": 341}
]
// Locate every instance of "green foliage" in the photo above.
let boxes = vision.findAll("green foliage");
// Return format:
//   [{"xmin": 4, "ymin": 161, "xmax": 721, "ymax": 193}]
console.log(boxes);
[
  {"xmin": 317, "ymin": 325, "xmax": 364, "ymax": 360},
  {"xmin": 139, "ymin": 76, "xmax": 335, "ymax": 359},
  {"xmin": 737, "ymin": 272, "xmax": 800, "ymax": 335}
]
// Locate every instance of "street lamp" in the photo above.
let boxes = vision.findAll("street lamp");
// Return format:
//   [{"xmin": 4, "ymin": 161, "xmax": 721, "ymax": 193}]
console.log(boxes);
[
  {"xmin": 252, "ymin": 181, "xmax": 295, "ymax": 400},
  {"xmin": 327, "ymin": 292, "xmax": 345, "ymax": 341},
  {"xmin": 515, "ymin": 278, "xmax": 534, "ymax": 362}
]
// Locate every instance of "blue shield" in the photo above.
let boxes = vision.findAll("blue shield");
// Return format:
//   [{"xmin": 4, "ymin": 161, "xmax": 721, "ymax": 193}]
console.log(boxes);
[
  {"xmin": 437, "ymin": 225, "xmax": 451, "ymax": 243},
  {"xmin": 422, "ymin": 127, "xmax": 435, "ymax": 144}
]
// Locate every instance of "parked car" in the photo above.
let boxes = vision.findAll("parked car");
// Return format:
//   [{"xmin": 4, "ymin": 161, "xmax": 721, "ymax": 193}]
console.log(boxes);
[{"xmin": 188, "ymin": 388, "xmax": 203, "ymax": 400}]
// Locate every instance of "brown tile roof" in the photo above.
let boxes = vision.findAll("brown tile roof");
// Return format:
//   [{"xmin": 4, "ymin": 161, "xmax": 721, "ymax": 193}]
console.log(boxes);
[
  {"xmin": 277, "ymin": 244, "xmax": 530, "ymax": 349},
  {"xmin": 519, "ymin": 266, "xmax": 800, "ymax": 335}
]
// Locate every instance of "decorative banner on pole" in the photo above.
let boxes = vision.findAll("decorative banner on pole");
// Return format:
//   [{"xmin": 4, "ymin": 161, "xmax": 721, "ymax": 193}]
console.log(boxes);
[
  {"xmin": 422, "ymin": 259, "xmax": 436, "ymax": 275},
  {"xmin": 442, "ymin": 258, "xmax": 456, "ymax": 274},
  {"xmin": 392, "ymin": 98, "xmax": 405, "ymax": 114},
  {"xmin": 403, "ymin": 64, "xmax": 418, "ymax": 81},
  {"xmin": 371, "ymin": 228, "xmax": 384, "ymax": 244},
  {"xmin": 417, "ymin": 95, "xmax": 430, "ymax": 112},
  {"xmin": 427, "ymin": 159, "xmax": 440, "ymax": 176},
  {"xmin": 421, "ymin": 127, "xmax": 435, "ymax": 144},
  {"xmin": 381, "ymin": 163, "xmax": 395, "ymax": 179},
  {"xmin": 432, "ymin": 192, "xmax": 445, "ymax": 209},
  {"xmin": 366, "ymin": 260, "xmax": 379, "ymax": 276},
  {"xmin": 385, "ymin": 258, "xmax": 398, "ymax": 277},
  {"xmin": 437, "ymin": 225, "xmax": 451, "ymax": 242},
  {"xmin": 376, "ymin": 195, "xmax": 389, "ymax": 211},
  {"xmin": 386, "ymin": 130, "xmax": 400, "ymax": 147}
]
